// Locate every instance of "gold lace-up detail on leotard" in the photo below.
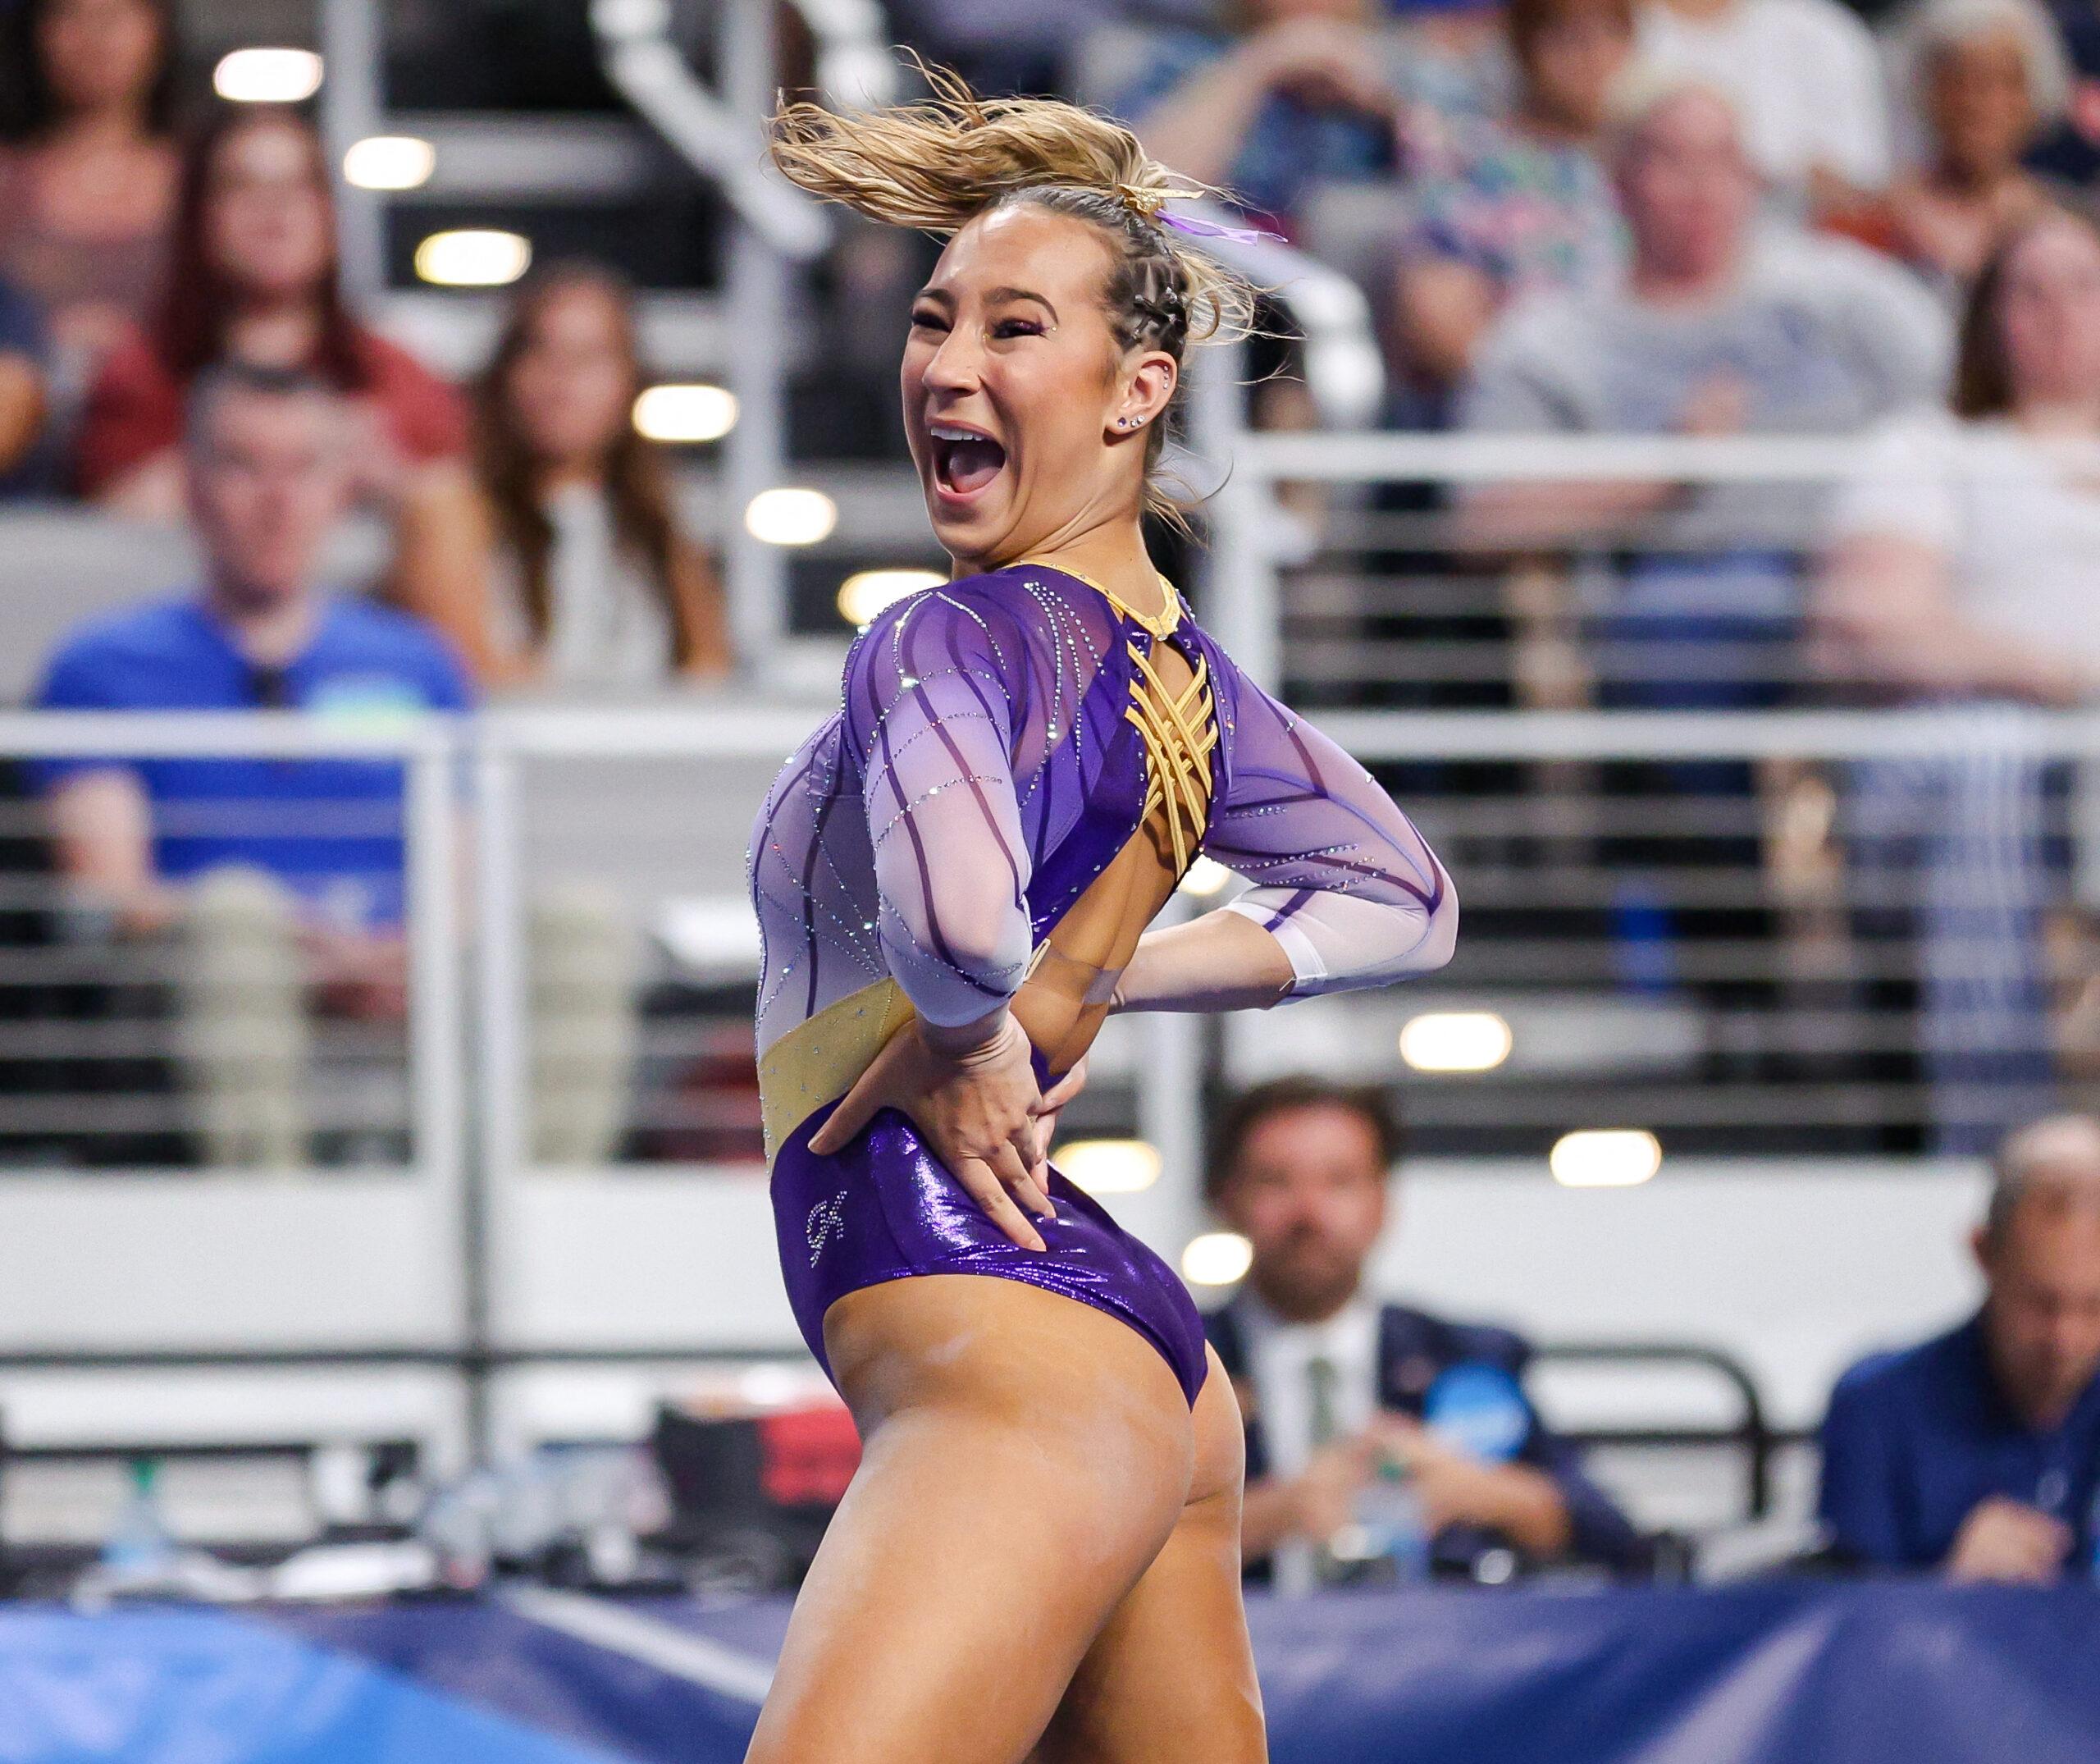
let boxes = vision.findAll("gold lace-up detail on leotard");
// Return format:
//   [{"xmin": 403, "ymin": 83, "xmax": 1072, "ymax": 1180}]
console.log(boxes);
[
  {"xmin": 1124, "ymin": 639, "xmax": 1216, "ymax": 871},
  {"xmin": 1019, "ymin": 560, "xmax": 1219, "ymax": 875}
]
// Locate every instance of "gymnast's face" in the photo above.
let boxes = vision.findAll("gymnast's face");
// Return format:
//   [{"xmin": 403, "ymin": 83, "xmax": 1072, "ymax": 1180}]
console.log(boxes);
[{"xmin": 902, "ymin": 204, "xmax": 1176, "ymax": 572}]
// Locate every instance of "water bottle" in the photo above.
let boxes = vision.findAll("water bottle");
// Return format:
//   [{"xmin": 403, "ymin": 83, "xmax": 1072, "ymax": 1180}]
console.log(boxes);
[
  {"xmin": 1347, "ymin": 1458, "xmax": 1430, "ymax": 1584},
  {"xmin": 101, "ymin": 1457, "xmax": 176, "ymax": 1581}
]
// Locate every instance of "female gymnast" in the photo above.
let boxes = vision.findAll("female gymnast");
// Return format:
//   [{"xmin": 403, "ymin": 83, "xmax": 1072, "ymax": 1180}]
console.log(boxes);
[{"xmin": 744, "ymin": 73, "xmax": 1458, "ymax": 1763}]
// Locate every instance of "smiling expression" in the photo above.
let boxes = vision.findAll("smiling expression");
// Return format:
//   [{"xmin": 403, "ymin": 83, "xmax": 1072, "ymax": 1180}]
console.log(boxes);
[{"xmin": 902, "ymin": 203, "xmax": 1175, "ymax": 573}]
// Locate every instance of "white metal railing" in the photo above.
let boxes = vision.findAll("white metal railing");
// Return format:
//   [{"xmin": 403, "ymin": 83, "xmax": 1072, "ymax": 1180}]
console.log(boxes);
[{"xmin": 0, "ymin": 703, "xmax": 2089, "ymax": 1474}]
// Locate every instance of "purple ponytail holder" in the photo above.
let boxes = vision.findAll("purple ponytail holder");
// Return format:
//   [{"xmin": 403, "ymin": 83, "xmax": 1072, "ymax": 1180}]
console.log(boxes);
[{"xmin": 1155, "ymin": 208, "xmax": 1285, "ymax": 246}]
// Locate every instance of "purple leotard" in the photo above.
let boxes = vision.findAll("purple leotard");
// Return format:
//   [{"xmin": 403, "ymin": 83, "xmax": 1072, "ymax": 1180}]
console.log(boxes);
[{"xmin": 748, "ymin": 564, "xmax": 1454, "ymax": 1405}]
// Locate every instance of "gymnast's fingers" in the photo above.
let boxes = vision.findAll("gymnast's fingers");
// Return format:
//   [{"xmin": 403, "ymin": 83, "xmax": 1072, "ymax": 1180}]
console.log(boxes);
[
  {"xmin": 1006, "ymin": 1113, "xmax": 1051, "ymax": 1189},
  {"xmin": 989, "ymin": 1138, "xmax": 1056, "ymax": 1222},
  {"xmin": 808, "ymin": 1062, "xmax": 886, "ymax": 1154},
  {"xmin": 1037, "ymin": 1055, "xmax": 1089, "ymax": 1113},
  {"xmin": 956, "ymin": 1156, "xmax": 1047, "ymax": 1251}
]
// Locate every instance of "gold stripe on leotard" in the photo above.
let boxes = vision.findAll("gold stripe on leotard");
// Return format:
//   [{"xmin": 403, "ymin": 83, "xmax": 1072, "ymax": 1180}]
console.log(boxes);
[{"xmin": 758, "ymin": 976, "xmax": 915, "ymax": 1166}]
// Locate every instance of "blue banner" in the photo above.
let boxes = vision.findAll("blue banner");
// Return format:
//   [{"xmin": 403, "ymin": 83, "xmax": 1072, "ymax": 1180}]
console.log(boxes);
[{"xmin": 2, "ymin": 1583, "xmax": 2097, "ymax": 1762}]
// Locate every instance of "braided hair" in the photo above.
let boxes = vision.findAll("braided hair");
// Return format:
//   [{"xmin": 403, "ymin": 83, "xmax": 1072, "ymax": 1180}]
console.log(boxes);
[{"xmin": 770, "ymin": 65, "xmax": 1256, "ymax": 528}]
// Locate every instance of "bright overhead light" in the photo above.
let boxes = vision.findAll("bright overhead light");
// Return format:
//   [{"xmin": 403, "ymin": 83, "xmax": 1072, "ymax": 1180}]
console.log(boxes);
[
  {"xmin": 633, "ymin": 384, "xmax": 737, "ymax": 444},
  {"xmin": 1180, "ymin": 1232, "xmax": 1254, "ymax": 1287},
  {"xmin": 1550, "ymin": 1129, "xmax": 1661, "ymax": 1189},
  {"xmin": 343, "ymin": 135, "xmax": 435, "ymax": 191},
  {"xmin": 1179, "ymin": 855, "xmax": 1232, "ymax": 898},
  {"xmin": 1399, "ymin": 1011, "xmax": 1513, "ymax": 1074},
  {"xmin": 413, "ymin": 229, "xmax": 532, "ymax": 287},
  {"xmin": 746, "ymin": 487, "xmax": 838, "ymax": 547},
  {"xmin": 213, "ymin": 48, "xmax": 323, "ymax": 103},
  {"xmin": 837, "ymin": 568, "xmax": 943, "ymax": 627},
  {"xmin": 1056, "ymin": 1140, "xmax": 1161, "ymax": 1196}
]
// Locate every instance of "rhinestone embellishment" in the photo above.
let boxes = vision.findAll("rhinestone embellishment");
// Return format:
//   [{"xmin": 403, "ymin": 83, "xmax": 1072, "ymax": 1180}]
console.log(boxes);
[{"xmin": 807, "ymin": 1190, "xmax": 850, "ymax": 1265}]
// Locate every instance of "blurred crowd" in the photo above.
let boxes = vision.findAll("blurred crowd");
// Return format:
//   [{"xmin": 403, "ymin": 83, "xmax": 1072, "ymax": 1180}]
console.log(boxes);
[
  {"xmin": 2, "ymin": 0, "xmax": 2100, "ymax": 1161},
  {"xmin": 0, "ymin": 0, "xmax": 730, "ymax": 692}
]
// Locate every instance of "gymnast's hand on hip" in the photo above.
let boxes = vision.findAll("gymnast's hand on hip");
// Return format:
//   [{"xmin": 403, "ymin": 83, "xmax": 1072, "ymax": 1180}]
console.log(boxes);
[{"xmin": 808, "ymin": 1008, "xmax": 1057, "ymax": 1251}]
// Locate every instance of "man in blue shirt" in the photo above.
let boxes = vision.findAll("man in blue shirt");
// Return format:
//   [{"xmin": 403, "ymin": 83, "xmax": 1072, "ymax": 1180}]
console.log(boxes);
[
  {"xmin": 1819, "ymin": 1114, "xmax": 2100, "ymax": 1580},
  {"xmin": 1203, "ymin": 1077, "xmax": 1646, "ymax": 1585},
  {"xmin": 33, "ymin": 363, "xmax": 471, "ymax": 1163}
]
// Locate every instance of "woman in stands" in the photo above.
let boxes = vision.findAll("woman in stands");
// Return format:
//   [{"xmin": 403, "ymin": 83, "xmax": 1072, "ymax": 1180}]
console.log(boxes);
[
  {"xmin": 0, "ymin": 0, "xmax": 180, "ymax": 395},
  {"xmin": 744, "ymin": 72, "xmax": 1456, "ymax": 1762},
  {"xmin": 422, "ymin": 262, "xmax": 730, "ymax": 690}
]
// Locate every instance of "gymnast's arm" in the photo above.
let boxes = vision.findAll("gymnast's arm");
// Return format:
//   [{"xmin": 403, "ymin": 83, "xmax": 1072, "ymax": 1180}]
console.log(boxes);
[
  {"xmin": 806, "ymin": 592, "xmax": 1057, "ymax": 1245},
  {"xmin": 1114, "ymin": 678, "xmax": 1456, "ymax": 1013}
]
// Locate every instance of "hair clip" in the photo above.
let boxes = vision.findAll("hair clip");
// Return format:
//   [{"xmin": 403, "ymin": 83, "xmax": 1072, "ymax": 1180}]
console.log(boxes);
[{"xmin": 1113, "ymin": 182, "xmax": 1170, "ymax": 221}]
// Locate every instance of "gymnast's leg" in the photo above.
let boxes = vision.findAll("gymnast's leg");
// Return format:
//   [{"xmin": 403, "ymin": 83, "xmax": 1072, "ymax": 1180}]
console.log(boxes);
[
  {"xmin": 1032, "ymin": 1346, "xmax": 1268, "ymax": 1764},
  {"xmin": 742, "ymin": 1274, "xmax": 1199, "ymax": 1764}
]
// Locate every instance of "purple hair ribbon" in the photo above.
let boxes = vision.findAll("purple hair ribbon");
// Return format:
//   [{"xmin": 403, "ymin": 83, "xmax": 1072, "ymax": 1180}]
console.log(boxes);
[{"xmin": 1156, "ymin": 208, "xmax": 1285, "ymax": 245}]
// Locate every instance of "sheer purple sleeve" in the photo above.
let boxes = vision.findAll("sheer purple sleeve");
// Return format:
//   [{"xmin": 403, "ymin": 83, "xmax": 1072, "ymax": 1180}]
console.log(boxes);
[
  {"xmin": 844, "ymin": 589, "xmax": 1034, "ymax": 1028},
  {"xmin": 1206, "ymin": 675, "xmax": 1456, "ymax": 996}
]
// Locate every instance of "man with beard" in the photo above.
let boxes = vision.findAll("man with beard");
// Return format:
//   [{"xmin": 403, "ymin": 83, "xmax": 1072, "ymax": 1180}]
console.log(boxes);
[{"xmin": 1204, "ymin": 1077, "xmax": 1642, "ymax": 1584}]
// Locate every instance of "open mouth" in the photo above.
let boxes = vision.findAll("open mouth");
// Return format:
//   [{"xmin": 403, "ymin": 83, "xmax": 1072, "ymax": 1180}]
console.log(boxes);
[{"xmin": 929, "ymin": 423, "xmax": 1007, "ymax": 499}]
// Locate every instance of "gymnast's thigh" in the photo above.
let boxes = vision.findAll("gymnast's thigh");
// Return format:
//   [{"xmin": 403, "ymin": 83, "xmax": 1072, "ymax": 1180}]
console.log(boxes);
[
  {"xmin": 742, "ymin": 1274, "xmax": 1198, "ymax": 1764},
  {"xmin": 1032, "ymin": 1347, "xmax": 1269, "ymax": 1764}
]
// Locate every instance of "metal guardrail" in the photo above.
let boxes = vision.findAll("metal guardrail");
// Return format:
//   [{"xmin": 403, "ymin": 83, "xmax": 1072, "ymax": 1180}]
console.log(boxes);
[{"xmin": 1535, "ymin": 1342, "xmax": 1775, "ymax": 1524}]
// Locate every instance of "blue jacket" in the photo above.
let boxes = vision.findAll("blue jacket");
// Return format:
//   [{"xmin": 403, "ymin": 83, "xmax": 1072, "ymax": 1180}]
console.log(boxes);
[{"xmin": 1205, "ymin": 1296, "xmax": 1647, "ymax": 1576}]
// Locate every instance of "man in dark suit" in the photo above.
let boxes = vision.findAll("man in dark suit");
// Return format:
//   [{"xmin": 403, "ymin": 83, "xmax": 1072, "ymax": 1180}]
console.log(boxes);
[{"xmin": 1203, "ymin": 1076, "xmax": 1644, "ymax": 1583}]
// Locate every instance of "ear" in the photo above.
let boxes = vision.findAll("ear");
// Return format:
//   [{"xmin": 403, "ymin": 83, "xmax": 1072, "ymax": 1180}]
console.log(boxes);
[
  {"xmin": 1970, "ymin": 1223, "xmax": 1993, "ymax": 1279},
  {"xmin": 1107, "ymin": 349, "xmax": 1177, "ymax": 440}
]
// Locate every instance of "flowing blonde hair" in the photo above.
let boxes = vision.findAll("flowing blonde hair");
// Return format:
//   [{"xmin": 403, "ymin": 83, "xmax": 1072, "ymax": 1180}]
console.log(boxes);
[{"xmin": 770, "ymin": 64, "xmax": 1258, "ymax": 528}]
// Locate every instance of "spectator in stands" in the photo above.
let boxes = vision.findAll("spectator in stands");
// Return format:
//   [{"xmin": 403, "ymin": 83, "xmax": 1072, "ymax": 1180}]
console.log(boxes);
[
  {"xmin": 1818, "ymin": 205, "xmax": 2100, "ymax": 1153},
  {"xmin": 1203, "ymin": 1077, "xmax": 1644, "ymax": 1584},
  {"xmin": 410, "ymin": 263, "xmax": 730, "ymax": 691},
  {"xmin": 0, "ymin": 276, "xmax": 52, "ymax": 496},
  {"xmin": 1112, "ymin": 0, "xmax": 1408, "ymax": 227},
  {"xmin": 0, "ymin": 0, "xmax": 180, "ymax": 400},
  {"xmin": 75, "ymin": 106, "xmax": 481, "ymax": 620},
  {"xmin": 34, "ymin": 364, "xmax": 472, "ymax": 1165},
  {"xmin": 1635, "ymin": 0, "xmax": 1892, "ymax": 211},
  {"xmin": 1460, "ymin": 75, "xmax": 1948, "ymax": 707},
  {"xmin": 1828, "ymin": 0, "xmax": 2066, "ymax": 299},
  {"xmin": 1391, "ymin": 0, "xmax": 1634, "ymax": 424},
  {"xmin": 1819, "ymin": 1114, "xmax": 2100, "ymax": 1579}
]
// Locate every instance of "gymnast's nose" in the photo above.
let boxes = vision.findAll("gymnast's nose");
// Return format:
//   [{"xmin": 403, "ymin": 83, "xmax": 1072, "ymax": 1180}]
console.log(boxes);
[{"xmin": 920, "ymin": 318, "xmax": 986, "ymax": 397}]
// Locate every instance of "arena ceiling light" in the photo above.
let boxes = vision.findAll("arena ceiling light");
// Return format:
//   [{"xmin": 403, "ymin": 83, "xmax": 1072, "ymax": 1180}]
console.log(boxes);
[
  {"xmin": 1056, "ymin": 1140, "xmax": 1162, "ymax": 1197},
  {"xmin": 1180, "ymin": 1232, "xmax": 1253, "ymax": 1287},
  {"xmin": 1549, "ymin": 1129, "xmax": 1662, "ymax": 1189},
  {"xmin": 413, "ymin": 230, "xmax": 532, "ymax": 288},
  {"xmin": 836, "ymin": 567, "xmax": 942, "ymax": 627},
  {"xmin": 343, "ymin": 135, "xmax": 436, "ymax": 191},
  {"xmin": 1178, "ymin": 855, "xmax": 1232, "ymax": 898},
  {"xmin": 632, "ymin": 384, "xmax": 738, "ymax": 444},
  {"xmin": 746, "ymin": 487, "xmax": 838, "ymax": 547},
  {"xmin": 213, "ymin": 48, "xmax": 323, "ymax": 103},
  {"xmin": 1399, "ymin": 1010, "xmax": 1513, "ymax": 1074}
]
